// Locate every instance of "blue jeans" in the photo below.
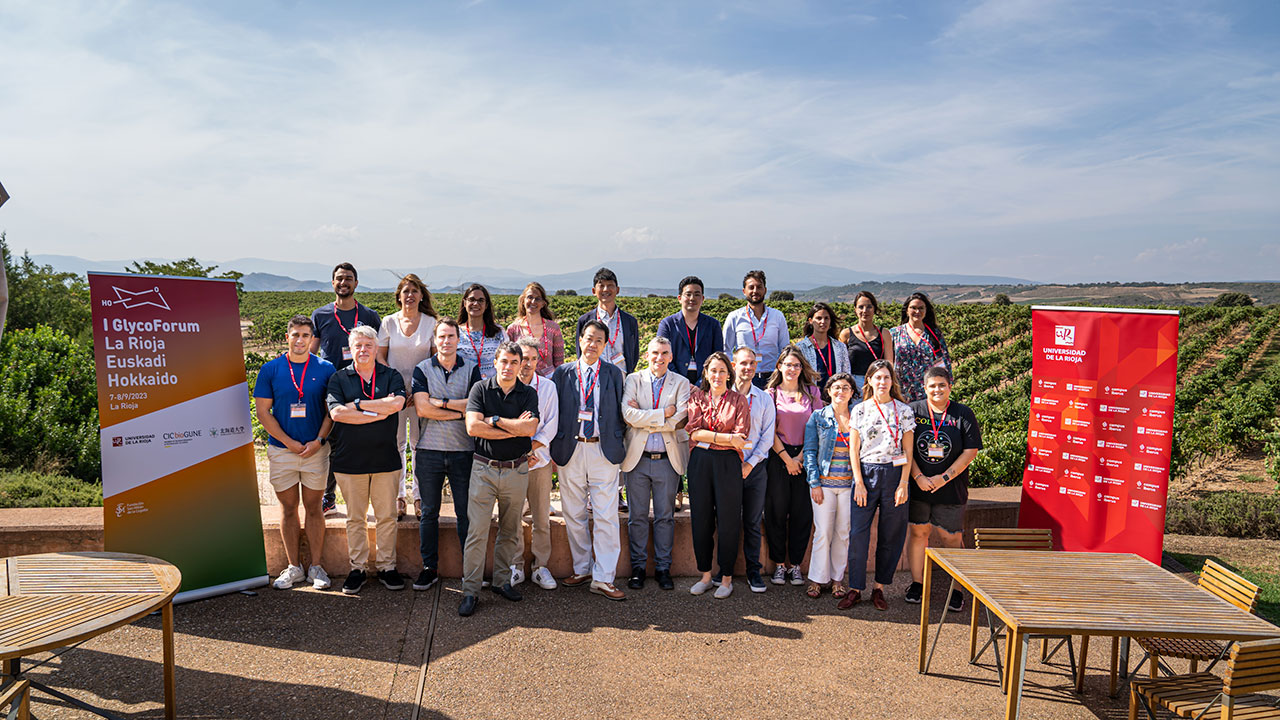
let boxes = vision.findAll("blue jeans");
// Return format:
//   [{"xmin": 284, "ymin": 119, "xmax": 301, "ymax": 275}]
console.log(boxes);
[
  {"xmin": 847, "ymin": 462, "xmax": 909, "ymax": 590},
  {"xmin": 415, "ymin": 449, "xmax": 472, "ymax": 571}
]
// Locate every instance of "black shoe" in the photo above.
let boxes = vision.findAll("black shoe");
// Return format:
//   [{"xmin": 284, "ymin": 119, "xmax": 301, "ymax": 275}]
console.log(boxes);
[
  {"xmin": 628, "ymin": 569, "xmax": 645, "ymax": 590},
  {"xmin": 378, "ymin": 569, "xmax": 405, "ymax": 591},
  {"xmin": 490, "ymin": 583, "xmax": 523, "ymax": 602},
  {"xmin": 341, "ymin": 570, "xmax": 366, "ymax": 595},
  {"xmin": 321, "ymin": 495, "xmax": 338, "ymax": 515},
  {"xmin": 747, "ymin": 572, "xmax": 767, "ymax": 593},
  {"xmin": 413, "ymin": 568, "xmax": 438, "ymax": 591},
  {"xmin": 618, "ymin": 490, "xmax": 628, "ymax": 514},
  {"xmin": 948, "ymin": 588, "xmax": 965, "ymax": 612},
  {"xmin": 904, "ymin": 581, "xmax": 923, "ymax": 604},
  {"xmin": 458, "ymin": 594, "xmax": 478, "ymax": 616},
  {"xmin": 655, "ymin": 569, "xmax": 674, "ymax": 591}
]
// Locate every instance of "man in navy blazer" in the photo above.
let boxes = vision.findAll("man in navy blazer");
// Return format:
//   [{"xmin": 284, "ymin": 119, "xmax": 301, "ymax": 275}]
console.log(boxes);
[
  {"xmin": 573, "ymin": 268, "xmax": 640, "ymax": 374},
  {"xmin": 551, "ymin": 319, "xmax": 627, "ymax": 600}
]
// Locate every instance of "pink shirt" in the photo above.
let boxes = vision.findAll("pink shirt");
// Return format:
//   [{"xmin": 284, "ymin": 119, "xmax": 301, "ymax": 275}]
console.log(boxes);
[
  {"xmin": 505, "ymin": 317, "xmax": 566, "ymax": 377},
  {"xmin": 768, "ymin": 385, "xmax": 824, "ymax": 446}
]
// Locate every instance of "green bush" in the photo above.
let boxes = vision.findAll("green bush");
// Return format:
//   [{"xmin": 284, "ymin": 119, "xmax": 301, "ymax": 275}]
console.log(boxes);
[
  {"xmin": 1165, "ymin": 491, "xmax": 1280, "ymax": 539},
  {"xmin": 0, "ymin": 325, "xmax": 101, "ymax": 480},
  {"xmin": 0, "ymin": 469, "xmax": 102, "ymax": 508}
]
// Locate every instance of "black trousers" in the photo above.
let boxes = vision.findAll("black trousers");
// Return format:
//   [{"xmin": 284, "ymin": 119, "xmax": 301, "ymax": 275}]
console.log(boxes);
[
  {"xmin": 765, "ymin": 444, "xmax": 813, "ymax": 566},
  {"xmin": 688, "ymin": 447, "xmax": 743, "ymax": 578}
]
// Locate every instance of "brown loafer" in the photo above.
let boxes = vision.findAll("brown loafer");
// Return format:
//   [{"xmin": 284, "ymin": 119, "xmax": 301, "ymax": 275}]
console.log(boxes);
[
  {"xmin": 590, "ymin": 581, "xmax": 626, "ymax": 601},
  {"xmin": 837, "ymin": 589, "xmax": 861, "ymax": 610},
  {"xmin": 871, "ymin": 588, "xmax": 888, "ymax": 611},
  {"xmin": 562, "ymin": 573, "xmax": 592, "ymax": 587}
]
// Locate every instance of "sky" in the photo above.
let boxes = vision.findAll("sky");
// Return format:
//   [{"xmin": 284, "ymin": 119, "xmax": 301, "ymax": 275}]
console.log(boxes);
[{"xmin": 1, "ymin": 0, "xmax": 1278, "ymax": 283}]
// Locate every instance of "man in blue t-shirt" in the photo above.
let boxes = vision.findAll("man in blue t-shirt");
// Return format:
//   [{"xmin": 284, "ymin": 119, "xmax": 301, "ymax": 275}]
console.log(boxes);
[
  {"xmin": 253, "ymin": 315, "xmax": 337, "ymax": 591},
  {"xmin": 310, "ymin": 262, "xmax": 380, "ymax": 512}
]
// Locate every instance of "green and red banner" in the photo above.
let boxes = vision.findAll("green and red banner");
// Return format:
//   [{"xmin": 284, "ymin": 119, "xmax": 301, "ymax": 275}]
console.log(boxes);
[
  {"xmin": 1019, "ymin": 306, "xmax": 1179, "ymax": 563},
  {"xmin": 89, "ymin": 272, "xmax": 267, "ymax": 601}
]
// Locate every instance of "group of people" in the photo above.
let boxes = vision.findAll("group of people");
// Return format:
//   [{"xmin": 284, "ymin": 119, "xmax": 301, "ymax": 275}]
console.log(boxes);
[{"xmin": 252, "ymin": 264, "xmax": 981, "ymax": 617}]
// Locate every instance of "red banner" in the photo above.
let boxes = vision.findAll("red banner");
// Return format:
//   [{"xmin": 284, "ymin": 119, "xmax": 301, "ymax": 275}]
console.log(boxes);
[{"xmin": 1018, "ymin": 306, "xmax": 1179, "ymax": 563}]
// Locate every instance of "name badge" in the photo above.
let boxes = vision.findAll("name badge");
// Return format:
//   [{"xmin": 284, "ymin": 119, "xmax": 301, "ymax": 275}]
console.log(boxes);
[
  {"xmin": 611, "ymin": 354, "xmax": 626, "ymax": 368},
  {"xmin": 891, "ymin": 453, "xmax": 908, "ymax": 467},
  {"xmin": 743, "ymin": 441, "xmax": 754, "ymax": 452},
  {"xmin": 578, "ymin": 409, "xmax": 594, "ymax": 422},
  {"xmin": 290, "ymin": 403, "xmax": 306, "ymax": 419},
  {"xmin": 696, "ymin": 442, "xmax": 710, "ymax": 449},
  {"xmin": 927, "ymin": 444, "xmax": 945, "ymax": 459},
  {"xmin": 342, "ymin": 347, "xmax": 353, "ymax": 361},
  {"xmin": 688, "ymin": 360, "xmax": 698, "ymax": 371},
  {"xmin": 361, "ymin": 410, "xmax": 379, "ymax": 418}
]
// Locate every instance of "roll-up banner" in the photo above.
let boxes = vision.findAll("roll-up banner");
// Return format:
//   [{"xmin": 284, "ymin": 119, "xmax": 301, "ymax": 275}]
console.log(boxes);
[
  {"xmin": 89, "ymin": 272, "xmax": 267, "ymax": 602},
  {"xmin": 1018, "ymin": 306, "xmax": 1179, "ymax": 564}
]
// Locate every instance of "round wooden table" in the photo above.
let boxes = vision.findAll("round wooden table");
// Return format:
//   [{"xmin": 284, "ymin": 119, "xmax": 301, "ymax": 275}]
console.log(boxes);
[{"xmin": 0, "ymin": 551, "xmax": 181, "ymax": 719}]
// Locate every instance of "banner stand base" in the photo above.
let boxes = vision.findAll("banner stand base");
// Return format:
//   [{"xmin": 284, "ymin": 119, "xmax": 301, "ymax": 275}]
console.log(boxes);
[{"xmin": 175, "ymin": 575, "xmax": 269, "ymax": 605}]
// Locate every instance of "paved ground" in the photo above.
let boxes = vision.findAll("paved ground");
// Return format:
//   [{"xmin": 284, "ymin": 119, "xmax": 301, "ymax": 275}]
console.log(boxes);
[{"xmin": 15, "ymin": 569, "xmax": 1146, "ymax": 720}]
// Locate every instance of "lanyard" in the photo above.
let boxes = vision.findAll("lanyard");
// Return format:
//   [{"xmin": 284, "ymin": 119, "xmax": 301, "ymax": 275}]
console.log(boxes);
[
  {"xmin": 855, "ymin": 325, "xmax": 880, "ymax": 360},
  {"xmin": 816, "ymin": 339, "xmax": 834, "ymax": 375},
  {"xmin": 747, "ymin": 308, "xmax": 768, "ymax": 346},
  {"xmin": 525, "ymin": 318, "xmax": 550, "ymax": 360},
  {"xmin": 286, "ymin": 353, "xmax": 311, "ymax": 401},
  {"xmin": 333, "ymin": 305, "xmax": 357, "ymax": 335},
  {"xmin": 836, "ymin": 431, "xmax": 849, "ymax": 446},
  {"xmin": 929, "ymin": 401, "xmax": 949, "ymax": 439},
  {"xmin": 651, "ymin": 373, "xmax": 666, "ymax": 409},
  {"xmin": 598, "ymin": 307, "xmax": 621, "ymax": 353},
  {"xmin": 911, "ymin": 323, "xmax": 943, "ymax": 359},
  {"xmin": 579, "ymin": 361, "xmax": 599, "ymax": 408},
  {"xmin": 873, "ymin": 399, "xmax": 900, "ymax": 446},
  {"xmin": 708, "ymin": 390, "xmax": 731, "ymax": 433},
  {"xmin": 358, "ymin": 365, "xmax": 377, "ymax": 400},
  {"xmin": 465, "ymin": 323, "xmax": 486, "ymax": 363},
  {"xmin": 685, "ymin": 319, "xmax": 698, "ymax": 357}
]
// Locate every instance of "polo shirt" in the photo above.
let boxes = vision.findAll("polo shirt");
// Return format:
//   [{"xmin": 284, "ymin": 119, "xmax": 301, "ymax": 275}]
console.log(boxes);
[
  {"xmin": 411, "ymin": 354, "xmax": 481, "ymax": 452},
  {"xmin": 325, "ymin": 362, "xmax": 406, "ymax": 474},
  {"xmin": 311, "ymin": 301, "xmax": 381, "ymax": 369},
  {"xmin": 466, "ymin": 377, "xmax": 539, "ymax": 461},
  {"xmin": 252, "ymin": 353, "xmax": 336, "ymax": 448}
]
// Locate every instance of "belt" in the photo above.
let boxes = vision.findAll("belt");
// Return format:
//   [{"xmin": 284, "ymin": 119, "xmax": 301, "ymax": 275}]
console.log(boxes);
[
  {"xmin": 575, "ymin": 436, "xmax": 600, "ymax": 443},
  {"xmin": 472, "ymin": 453, "xmax": 528, "ymax": 469},
  {"xmin": 643, "ymin": 451, "xmax": 668, "ymax": 460}
]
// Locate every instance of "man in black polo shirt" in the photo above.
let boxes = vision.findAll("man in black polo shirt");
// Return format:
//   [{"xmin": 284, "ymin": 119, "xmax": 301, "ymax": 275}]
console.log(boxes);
[
  {"xmin": 326, "ymin": 325, "xmax": 407, "ymax": 595},
  {"xmin": 457, "ymin": 341, "xmax": 540, "ymax": 616}
]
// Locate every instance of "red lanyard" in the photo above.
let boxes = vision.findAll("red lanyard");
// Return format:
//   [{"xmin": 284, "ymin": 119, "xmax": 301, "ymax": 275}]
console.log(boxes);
[
  {"xmin": 525, "ymin": 319, "xmax": 549, "ymax": 360},
  {"xmin": 651, "ymin": 373, "xmax": 666, "ymax": 408},
  {"xmin": 684, "ymin": 319, "xmax": 697, "ymax": 357},
  {"xmin": 333, "ymin": 305, "xmax": 355, "ymax": 334},
  {"xmin": 598, "ymin": 307, "xmax": 621, "ymax": 352},
  {"xmin": 748, "ymin": 308, "xmax": 768, "ymax": 345},
  {"xmin": 836, "ymin": 431, "xmax": 849, "ymax": 446},
  {"xmin": 816, "ymin": 340, "xmax": 834, "ymax": 375},
  {"xmin": 465, "ymin": 323, "xmax": 486, "ymax": 363},
  {"xmin": 929, "ymin": 401, "xmax": 949, "ymax": 439},
  {"xmin": 579, "ymin": 361, "xmax": 599, "ymax": 407},
  {"xmin": 707, "ymin": 390, "xmax": 731, "ymax": 433},
  {"xmin": 873, "ymin": 399, "xmax": 900, "ymax": 446},
  {"xmin": 855, "ymin": 325, "xmax": 880, "ymax": 360},
  {"xmin": 358, "ymin": 364, "xmax": 377, "ymax": 400},
  {"xmin": 286, "ymin": 353, "xmax": 311, "ymax": 401},
  {"xmin": 911, "ymin": 324, "xmax": 943, "ymax": 359}
]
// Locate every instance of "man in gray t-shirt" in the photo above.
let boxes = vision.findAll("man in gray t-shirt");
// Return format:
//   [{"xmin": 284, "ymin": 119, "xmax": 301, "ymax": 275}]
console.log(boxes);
[{"xmin": 409, "ymin": 318, "xmax": 481, "ymax": 591}]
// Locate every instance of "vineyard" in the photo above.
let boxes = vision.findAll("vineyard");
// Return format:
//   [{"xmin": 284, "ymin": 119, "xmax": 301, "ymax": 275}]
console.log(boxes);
[{"xmin": 240, "ymin": 292, "xmax": 1280, "ymax": 488}]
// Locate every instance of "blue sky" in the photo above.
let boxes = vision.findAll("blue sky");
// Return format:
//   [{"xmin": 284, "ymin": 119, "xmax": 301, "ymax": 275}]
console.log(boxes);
[{"xmin": 1, "ymin": 0, "xmax": 1278, "ymax": 282}]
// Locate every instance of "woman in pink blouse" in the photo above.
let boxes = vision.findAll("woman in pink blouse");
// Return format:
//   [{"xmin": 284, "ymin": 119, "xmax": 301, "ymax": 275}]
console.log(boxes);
[
  {"xmin": 764, "ymin": 346, "xmax": 824, "ymax": 586},
  {"xmin": 505, "ymin": 282, "xmax": 565, "ymax": 377},
  {"xmin": 685, "ymin": 351, "xmax": 751, "ymax": 599}
]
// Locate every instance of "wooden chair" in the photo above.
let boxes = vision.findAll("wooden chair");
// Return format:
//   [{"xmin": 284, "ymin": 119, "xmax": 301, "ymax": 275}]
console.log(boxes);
[
  {"xmin": 1129, "ymin": 637, "xmax": 1280, "ymax": 720},
  {"xmin": 0, "ymin": 679, "xmax": 30, "ymax": 720},
  {"xmin": 970, "ymin": 528, "xmax": 1080, "ymax": 690},
  {"xmin": 1135, "ymin": 559, "xmax": 1263, "ymax": 679}
]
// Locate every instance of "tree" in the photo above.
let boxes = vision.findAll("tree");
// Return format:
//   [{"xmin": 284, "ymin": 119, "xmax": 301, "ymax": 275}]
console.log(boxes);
[
  {"xmin": 0, "ymin": 233, "xmax": 91, "ymax": 341},
  {"xmin": 718, "ymin": 292, "xmax": 735, "ymax": 301},
  {"xmin": 993, "ymin": 293, "xmax": 1012, "ymax": 305},
  {"xmin": 554, "ymin": 288, "xmax": 578, "ymax": 296},
  {"xmin": 768, "ymin": 290, "xmax": 794, "ymax": 301},
  {"xmin": 1211, "ymin": 292, "xmax": 1253, "ymax": 307},
  {"xmin": 126, "ymin": 257, "xmax": 244, "ymax": 301}
]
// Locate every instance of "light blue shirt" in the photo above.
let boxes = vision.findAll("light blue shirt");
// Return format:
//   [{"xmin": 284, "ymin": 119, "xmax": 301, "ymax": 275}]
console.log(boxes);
[
  {"xmin": 644, "ymin": 373, "xmax": 670, "ymax": 453},
  {"xmin": 741, "ymin": 383, "xmax": 776, "ymax": 469},
  {"xmin": 723, "ymin": 305, "xmax": 790, "ymax": 374}
]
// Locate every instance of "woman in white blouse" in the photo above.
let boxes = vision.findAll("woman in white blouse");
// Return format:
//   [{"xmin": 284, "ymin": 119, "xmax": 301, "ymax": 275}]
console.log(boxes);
[{"xmin": 377, "ymin": 274, "xmax": 437, "ymax": 518}]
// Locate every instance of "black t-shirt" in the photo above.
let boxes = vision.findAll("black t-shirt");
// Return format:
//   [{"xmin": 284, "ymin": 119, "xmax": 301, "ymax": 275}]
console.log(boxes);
[
  {"xmin": 466, "ymin": 377, "xmax": 539, "ymax": 461},
  {"xmin": 325, "ymin": 363, "xmax": 407, "ymax": 474},
  {"xmin": 311, "ymin": 301, "xmax": 381, "ymax": 369},
  {"xmin": 908, "ymin": 399, "xmax": 983, "ymax": 505},
  {"xmin": 847, "ymin": 327, "xmax": 885, "ymax": 376}
]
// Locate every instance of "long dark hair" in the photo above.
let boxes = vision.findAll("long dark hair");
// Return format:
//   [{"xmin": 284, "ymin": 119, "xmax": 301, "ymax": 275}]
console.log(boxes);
[
  {"xmin": 900, "ymin": 292, "xmax": 941, "ymax": 335},
  {"xmin": 803, "ymin": 302, "xmax": 841, "ymax": 338},
  {"xmin": 698, "ymin": 352, "xmax": 736, "ymax": 393},
  {"xmin": 765, "ymin": 345, "xmax": 820, "ymax": 392},
  {"xmin": 394, "ymin": 273, "xmax": 438, "ymax": 318},
  {"xmin": 457, "ymin": 283, "xmax": 502, "ymax": 337}
]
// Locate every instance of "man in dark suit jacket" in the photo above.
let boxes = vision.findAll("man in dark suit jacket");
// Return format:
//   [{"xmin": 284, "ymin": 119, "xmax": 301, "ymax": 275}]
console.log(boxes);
[
  {"xmin": 573, "ymin": 268, "xmax": 640, "ymax": 374},
  {"xmin": 551, "ymin": 319, "xmax": 627, "ymax": 600}
]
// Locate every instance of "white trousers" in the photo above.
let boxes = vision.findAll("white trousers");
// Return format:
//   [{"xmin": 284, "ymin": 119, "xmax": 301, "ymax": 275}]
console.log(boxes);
[
  {"xmin": 808, "ymin": 485, "xmax": 851, "ymax": 584},
  {"xmin": 558, "ymin": 442, "xmax": 621, "ymax": 583}
]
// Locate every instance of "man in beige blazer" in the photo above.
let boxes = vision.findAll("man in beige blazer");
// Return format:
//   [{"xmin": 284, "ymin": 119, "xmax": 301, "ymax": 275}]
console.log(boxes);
[{"xmin": 621, "ymin": 337, "xmax": 691, "ymax": 591}]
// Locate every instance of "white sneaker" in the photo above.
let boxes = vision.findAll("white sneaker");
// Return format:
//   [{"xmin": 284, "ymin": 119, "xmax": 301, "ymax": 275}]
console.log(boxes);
[
  {"xmin": 510, "ymin": 565, "xmax": 525, "ymax": 586},
  {"xmin": 772, "ymin": 565, "xmax": 787, "ymax": 585},
  {"xmin": 789, "ymin": 566, "xmax": 805, "ymax": 586},
  {"xmin": 690, "ymin": 579, "xmax": 714, "ymax": 595},
  {"xmin": 273, "ymin": 565, "xmax": 305, "ymax": 589},
  {"xmin": 532, "ymin": 567, "xmax": 557, "ymax": 590},
  {"xmin": 714, "ymin": 581, "xmax": 734, "ymax": 599},
  {"xmin": 307, "ymin": 565, "xmax": 331, "ymax": 590}
]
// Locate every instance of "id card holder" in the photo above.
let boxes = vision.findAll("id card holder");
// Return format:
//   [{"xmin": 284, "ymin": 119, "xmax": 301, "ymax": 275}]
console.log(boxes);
[
  {"xmin": 927, "ymin": 444, "xmax": 945, "ymax": 459},
  {"xmin": 743, "ymin": 441, "xmax": 754, "ymax": 452},
  {"xmin": 578, "ymin": 409, "xmax": 594, "ymax": 422},
  {"xmin": 696, "ymin": 442, "xmax": 711, "ymax": 449},
  {"xmin": 290, "ymin": 403, "xmax": 307, "ymax": 419},
  {"xmin": 611, "ymin": 354, "xmax": 626, "ymax": 368},
  {"xmin": 342, "ymin": 347, "xmax": 353, "ymax": 361},
  {"xmin": 891, "ymin": 453, "xmax": 908, "ymax": 467},
  {"xmin": 688, "ymin": 360, "xmax": 698, "ymax": 371}
]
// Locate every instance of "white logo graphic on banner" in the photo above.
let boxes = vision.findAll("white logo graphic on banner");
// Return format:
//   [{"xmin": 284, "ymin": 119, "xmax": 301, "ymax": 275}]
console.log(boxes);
[
  {"xmin": 110, "ymin": 286, "xmax": 172, "ymax": 311},
  {"xmin": 1055, "ymin": 325, "xmax": 1076, "ymax": 346}
]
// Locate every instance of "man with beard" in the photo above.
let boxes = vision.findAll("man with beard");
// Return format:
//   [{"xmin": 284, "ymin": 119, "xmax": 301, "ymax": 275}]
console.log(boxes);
[{"xmin": 723, "ymin": 270, "xmax": 789, "ymax": 389}]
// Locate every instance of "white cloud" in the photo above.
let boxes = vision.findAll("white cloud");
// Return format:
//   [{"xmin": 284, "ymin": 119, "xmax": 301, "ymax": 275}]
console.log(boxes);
[
  {"xmin": 1134, "ymin": 237, "xmax": 1211, "ymax": 263},
  {"xmin": 613, "ymin": 226, "xmax": 660, "ymax": 251}
]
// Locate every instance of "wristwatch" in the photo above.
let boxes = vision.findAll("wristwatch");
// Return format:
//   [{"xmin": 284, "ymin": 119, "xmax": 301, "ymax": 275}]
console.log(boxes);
[
  {"xmin": 354, "ymin": 398, "xmax": 363, "ymax": 412},
  {"xmin": 941, "ymin": 471, "xmax": 951, "ymax": 483},
  {"xmin": 490, "ymin": 415, "xmax": 500, "ymax": 428}
]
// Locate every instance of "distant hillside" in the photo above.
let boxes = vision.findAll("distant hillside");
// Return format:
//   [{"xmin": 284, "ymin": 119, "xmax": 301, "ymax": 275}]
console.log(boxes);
[{"xmin": 799, "ymin": 281, "xmax": 1280, "ymax": 306}]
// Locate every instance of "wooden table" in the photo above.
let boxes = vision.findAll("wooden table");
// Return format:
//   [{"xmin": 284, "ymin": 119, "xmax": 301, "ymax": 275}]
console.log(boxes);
[
  {"xmin": 916, "ymin": 548, "xmax": 1279, "ymax": 720},
  {"xmin": 0, "ymin": 552, "xmax": 181, "ymax": 719}
]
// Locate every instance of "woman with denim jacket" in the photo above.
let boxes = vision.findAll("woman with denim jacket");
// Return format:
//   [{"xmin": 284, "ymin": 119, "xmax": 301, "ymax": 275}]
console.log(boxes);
[{"xmin": 802, "ymin": 372, "xmax": 858, "ymax": 600}]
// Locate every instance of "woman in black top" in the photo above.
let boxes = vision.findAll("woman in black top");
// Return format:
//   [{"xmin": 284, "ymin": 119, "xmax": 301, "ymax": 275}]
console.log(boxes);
[{"xmin": 845, "ymin": 291, "xmax": 894, "ymax": 394}]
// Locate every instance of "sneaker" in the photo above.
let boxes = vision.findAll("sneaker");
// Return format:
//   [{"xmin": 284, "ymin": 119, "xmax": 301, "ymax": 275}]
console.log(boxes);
[
  {"xmin": 618, "ymin": 489, "xmax": 628, "ymax": 514},
  {"xmin": 788, "ymin": 566, "xmax": 805, "ymax": 586},
  {"xmin": 378, "ymin": 569, "xmax": 405, "ymax": 591},
  {"xmin": 321, "ymin": 496, "xmax": 338, "ymax": 516},
  {"xmin": 771, "ymin": 565, "xmax": 787, "ymax": 585},
  {"xmin": 904, "ymin": 581, "xmax": 923, "ymax": 604},
  {"xmin": 531, "ymin": 567, "xmax": 557, "ymax": 590},
  {"xmin": 510, "ymin": 565, "xmax": 525, "ymax": 586},
  {"xmin": 690, "ymin": 579, "xmax": 714, "ymax": 595},
  {"xmin": 307, "ymin": 565, "xmax": 331, "ymax": 590},
  {"xmin": 714, "ymin": 581, "xmax": 734, "ymax": 599},
  {"xmin": 272, "ymin": 565, "xmax": 305, "ymax": 590},
  {"xmin": 948, "ymin": 589, "xmax": 965, "ymax": 612},
  {"xmin": 747, "ymin": 572, "xmax": 767, "ymax": 594},
  {"xmin": 342, "ymin": 569, "xmax": 366, "ymax": 595},
  {"xmin": 413, "ymin": 568, "xmax": 438, "ymax": 591}
]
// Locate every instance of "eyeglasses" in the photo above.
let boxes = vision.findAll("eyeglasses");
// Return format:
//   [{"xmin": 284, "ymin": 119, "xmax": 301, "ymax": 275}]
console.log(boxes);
[{"xmin": 465, "ymin": 297, "xmax": 485, "ymax": 304}]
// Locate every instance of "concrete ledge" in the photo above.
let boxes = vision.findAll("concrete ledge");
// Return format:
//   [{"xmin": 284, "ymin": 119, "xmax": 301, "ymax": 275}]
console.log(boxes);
[{"xmin": 0, "ymin": 487, "xmax": 1021, "ymax": 578}]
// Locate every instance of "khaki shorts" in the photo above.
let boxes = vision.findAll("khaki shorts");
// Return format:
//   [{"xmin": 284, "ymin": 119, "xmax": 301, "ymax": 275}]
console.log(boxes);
[{"xmin": 267, "ymin": 443, "xmax": 330, "ymax": 493}]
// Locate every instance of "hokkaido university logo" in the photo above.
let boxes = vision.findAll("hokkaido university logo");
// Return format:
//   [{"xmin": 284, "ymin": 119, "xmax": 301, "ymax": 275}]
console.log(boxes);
[{"xmin": 1054, "ymin": 325, "xmax": 1076, "ymax": 346}]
